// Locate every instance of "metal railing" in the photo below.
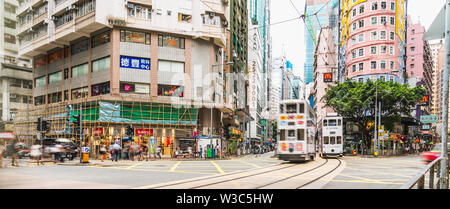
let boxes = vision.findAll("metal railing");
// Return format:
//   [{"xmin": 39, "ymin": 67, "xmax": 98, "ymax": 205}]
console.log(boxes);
[{"xmin": 402, "ymin": 156, "xmax": 449, "ymax": 189}]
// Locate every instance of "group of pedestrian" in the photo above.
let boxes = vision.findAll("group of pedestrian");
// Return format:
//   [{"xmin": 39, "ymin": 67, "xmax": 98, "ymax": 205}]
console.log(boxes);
[{"xmin": 0, "ymin": 140, "xmax": 20, "ymax": 167}]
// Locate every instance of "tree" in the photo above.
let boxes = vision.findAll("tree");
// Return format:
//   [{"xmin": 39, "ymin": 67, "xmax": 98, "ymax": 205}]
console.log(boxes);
[{"xmin": 324, "ymin": 79, "xmax": 425, "ymax": 149}]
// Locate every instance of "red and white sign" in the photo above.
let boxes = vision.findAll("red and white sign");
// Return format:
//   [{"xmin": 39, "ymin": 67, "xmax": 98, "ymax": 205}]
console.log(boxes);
[
  {"xmin": 93, "ymin": 128, "xmax": 104, "ymax": 135},
  {"xmin": 135, "ymin": 129, "xmax": 153, "ymax": 136},
  {"xmin": 0, "ymin": 132, "xmax": 15, "ymax": 139}
]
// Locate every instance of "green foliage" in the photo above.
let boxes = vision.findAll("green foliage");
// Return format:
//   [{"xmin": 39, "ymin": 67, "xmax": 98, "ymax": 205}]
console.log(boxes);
[{"xmin": 324, "ymin": 79, "xmax": 426, "ymax": 147}]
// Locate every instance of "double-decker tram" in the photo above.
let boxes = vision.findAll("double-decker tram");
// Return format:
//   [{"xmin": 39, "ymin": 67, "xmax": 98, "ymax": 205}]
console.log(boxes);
[
  {"xmin": 318, "ymin": 114, "xmax": 343, "ymax": 158},
  {"xmin": 276, "ymin": 99, "xmax": 316, "ymax": 162}
]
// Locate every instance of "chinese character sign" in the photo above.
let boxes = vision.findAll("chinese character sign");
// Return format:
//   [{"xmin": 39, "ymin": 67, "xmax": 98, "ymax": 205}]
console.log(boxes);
[{"xmin": 120, "ymin": 56, "xmax": 150, "ymax": 70}]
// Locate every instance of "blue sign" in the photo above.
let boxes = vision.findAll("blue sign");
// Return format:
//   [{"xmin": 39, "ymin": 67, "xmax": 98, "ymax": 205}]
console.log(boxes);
[
  {"xmin": 120, "ymin": 56, "xmax": 150, "ymax": 70},
  {"xmin": 83, "ymin": 147, "xmax": 90, "ymax": 153}
]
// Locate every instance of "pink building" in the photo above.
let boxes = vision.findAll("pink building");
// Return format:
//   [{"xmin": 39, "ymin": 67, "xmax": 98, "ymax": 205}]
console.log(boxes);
[
  {"xmin": 312, "ymin": 27, "xmax": 337, "ymax": 123},
  {"xmin": 344, "ymin": 0, "xmax": 403, "ymax": 82}
]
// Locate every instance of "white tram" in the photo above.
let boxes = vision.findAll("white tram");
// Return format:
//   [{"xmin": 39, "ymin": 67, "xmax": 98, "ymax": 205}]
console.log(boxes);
[
  {"xmin": 318, "ymin": 114, "xmax": 343, "ymax": 158},
  {"xmin": 276, "ymin": 99, "xmax": 316, "ymax": 162}
]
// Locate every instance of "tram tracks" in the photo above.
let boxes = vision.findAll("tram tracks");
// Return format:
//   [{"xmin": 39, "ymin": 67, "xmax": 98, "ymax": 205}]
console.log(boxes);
[{"xmin": 140, "ymin": 158, "xmax": 343, "ymax": 189}]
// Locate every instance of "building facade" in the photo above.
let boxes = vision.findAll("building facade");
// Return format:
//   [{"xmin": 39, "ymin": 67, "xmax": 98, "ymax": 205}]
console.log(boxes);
[
  {"xmin": 0, "ymin": 0, "xmax": 33, "ymax": 135},
  {"xmin": 13, "ymin": 0, "xmax": 255, "ymax": 157}
]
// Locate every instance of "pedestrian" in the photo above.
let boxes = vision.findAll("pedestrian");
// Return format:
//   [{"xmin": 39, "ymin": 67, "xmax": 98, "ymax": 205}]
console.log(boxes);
[
  {"xmin": 143, "ymin": 145, "xmax": 149, "ymax": 161},
  {"xmin": 30, "ymin": 141, "xmax": 43, "ymax": 166},
  {"xmin": 129, "ymin": 143, "xmax": 135, "ymax": 161},
  {"xmin": 0, "ymin": 142, "xmax": 5, "ymax": 168},
  {"xmin": 99, "ymin": 143, "xmax": 107, "ymax": 162},
  {"xmin": 199, "ymin": 146, "xmax": 203, "ymax": 159},
  {"xmin": 138, "ymin": 144, "xmax": 143, "ymax": 161},
  {"xmin": 7, "ymin": 140, "xmax": 19, "ymax": 167},
  {"xmin": 156, "ymin": 146, "xmax": 162, "ymax": 159},
  {"xmin": 212, "ymin": 145, "xmax": 216, "ymax": 159}
]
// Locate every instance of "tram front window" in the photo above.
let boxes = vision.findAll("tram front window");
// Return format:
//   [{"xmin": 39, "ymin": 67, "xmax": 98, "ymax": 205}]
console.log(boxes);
[
  {"xmin": 337, "ymin": 136, "xmax": 342, "ymax": 144},
  {"xmin": 324, "ymin": 136, "xmax": 329, "ymax": 144},
  {"xmin": 330, "ymin": 136, "xmax": 336, "ymax": 144},
  {"xmin": 286, "ymin": 104, "xmax": 297, "ymax": 113},
  {"xmin": 323, "ymin": 120, "xmax": 328, "ymax": 126},
  {"xmin": 297, "ymin": 129, "xmax": 305, "ymax": 141},
  {"xmin": 329, "ymin": 119, "xmax": 337, "ymax": 126}
]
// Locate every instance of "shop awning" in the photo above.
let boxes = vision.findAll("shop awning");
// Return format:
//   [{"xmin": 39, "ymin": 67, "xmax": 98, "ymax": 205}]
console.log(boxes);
[{"xmin": 235, "ymin": 108, "xmax": 254, "ymax": 123}]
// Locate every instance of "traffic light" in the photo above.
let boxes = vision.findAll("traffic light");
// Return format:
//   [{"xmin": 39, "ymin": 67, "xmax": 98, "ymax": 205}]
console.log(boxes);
[
  {"xmin": 42, "ymin": 120, "xmax": 50, "ymax": 131},
  {"xmin": 72, "ymin": 115, "xmax": 81, "ymax": 134},
  {"xmin": 223, "ymin": 125, "xmax": 230, "ymax": 139},
  {"xmin": 126, "ymin": 125, "xmax": 134, "ymax": 136},
  {"xmin": 37, "ymin": 117, "xmax": 42, "ymax": 131}
]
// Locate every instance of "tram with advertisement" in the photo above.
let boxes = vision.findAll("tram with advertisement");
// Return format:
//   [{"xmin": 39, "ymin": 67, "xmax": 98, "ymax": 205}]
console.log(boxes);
[
  {"xmin": 276, "ymin": 99, "xmax": 316, "ymax": 162},
  {"xmin": 317, "ymin": 114, "xmax": 343, "ymax": 158}
]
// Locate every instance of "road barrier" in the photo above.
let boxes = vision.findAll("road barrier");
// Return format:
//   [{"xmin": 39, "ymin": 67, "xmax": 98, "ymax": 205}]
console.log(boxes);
[{"xmin": 402, "ymin": 157, "xmax": 449, "ymax": 189}]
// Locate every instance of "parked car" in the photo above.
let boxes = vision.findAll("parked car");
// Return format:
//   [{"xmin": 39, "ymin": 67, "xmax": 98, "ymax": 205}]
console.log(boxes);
[{"xmin": 421, "ymin": 143, "xmax": 450, "ymax": 163}]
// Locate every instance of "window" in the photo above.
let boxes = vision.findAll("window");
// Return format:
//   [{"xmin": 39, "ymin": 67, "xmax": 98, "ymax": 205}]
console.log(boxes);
[
  {"xmin": 390, "ymin": 61, "xmax": 395, "ymax": 70},
  {"xmin": 71, "ymin": 87, "xmax": 88, "ymax": 100},
  {"xmin": 352, "ymin": 64, "xmax": 356, "ymax": 72},
  {"xmin": 64, "ymin": 68, "xmax": 69, "ymax": 80},
  {"xmin": 92, "ymin": 56, "xmax": 110, "ymax": 72},
  {"xmin": 372, "ymin": 2, "xmax": 378, "ymax": 10},
  {"xmin": 371, "ymin": 31, "xmax": 377, "ymax": 40},
  {"xmin": 48, "ymin": 49, "xmax": 63, "ymax": 64},
  {"xmin": 337, "ymin": 136, "xmax": 342, "ymax": 144},
  {"xmin": 4, "ymin": 18, "xmax": 16, "ymax": 29},
  {"xmin": 411, "ymin": 38, "xmax": 415, "ymax": 42},
  {"xmin": 380, "ymin": 31, "xmax": 386, "ymax": 40},
  {"xmin": 48, "ymin": 71, "xmax": 62, "ymax": 83},
  {"xmin": 329, "ymin": 119, "xmax": 337, "ymax": 126},
  {"xmin": 390, "ymin": 17, "xmax": 395, "ymax": 25},
  {"xmin": 324, "ymin": 136, "xmax": 329, "ymax": 144},
  {"xmin": 288, "ymin": 130, "xmax": 295, "ymax": 137},
  {"xmin": 158, "ymin": 35, "xmax": 185, "ymax": 49},
  {"xmin": 380, "ymin": 45, "xmax": 387, "ymax": 54},
  {"xmin": 359, "ymin": 48, "xmax": 364, "ymax": 57},
  {"xmin": 71, "ymin": 63, "xmax": 88, "ymax": 77},
  {"xmin": 64, "ymin": 90, "xmax": 69, "ymax": 101},
  {"xmin": 380, "ymin": 16, "xmax": 387, "ymax": 25},
  {"xmin": 381, "ymin": 1, "xmax": 387, "ymax": 9},
  {"xmin": 330, "ymin": 137, "xmax": 336, "ymax": 144},
  {"xmin": 127, "ymin": 4, "xmax": 152, "ymax": 20},
  {"xmin": 35, "ymin": 76, "xmax": 46, "ymax": 87},
  {"xmin": 410, "ymin": 64, "xmax": 415, "ymax": 68},
  {"xmin": 157, "ymin": 84, "xmax": 184, "ymax": 97},
  {"xmin": 178, "ymin": 13, "xmax": 191, "ymax": 23},
  {"xmin": 120, "ymin": 30, "xmax": 151, "ymax": 45},
  {"xmin": 389, "ymin": 46, "xmax": 394, "ymax": 54},
  {"xmin": 353, "ymin": 22, "xmax": 357, "ymax": 30},
  {"xmin": 352, "ymin": 36, "xmax": 357, "ymax": 44},
  {"xmin": 359, "ymin": 5, "xmax": 365, "ymax": 14},
  {"xmin": 4, "ymin": 33, "xmax": 16, "ymax": 44},
  {"xmin": 371, "ymin": 17, "xmax": 377, "ymax": 25},
  {"xmin": 390, "ymin": 31, "xmax": 395, "ymax": 40},
  {"xmin": 55, "ymin": 11, "xmax": 73, "ymax": 28},
  {"xmin": 297, "ymin": 129, "xmax": 305, "ymax": 141},
  {"xmin": 359, "ymin": 63, "xmax": 364, "ymax": 71},
  {"xmin": 280, "ymin": 104, "xmax": 284, "ymax": 113},
  {"xmin": 352, "ymin": 50, "xmax": 356, "ymax": 59},
  {"xmin": 91, "ymin": 82, "xmax": 110, "ymax": 96},
  {"xmin": 359, "ymin": 34, "xmax": 364, "ymax": 42},
  {"xmin": 411, "ymin": 47, "xmax": 415, "ymax": 52},
  {"xmin": 286, "ymin": 104, "xmax": 297, "ymax": 113},
  {"xmin": 92, "ymin": 31, "xmax": 110, "ymax": 48},
  {"xmin": 371, "ymin": 46, "xmax": 377, "ymax": 54},
  {"xmin": 358, "ymin": 19, "xmax": 364, "ymax": 28},
  {"xmin": 353, "ymin": 9, "xmax": 356, "ymax": 17},
  {"xmin": 411, "ymin": 29, "xmax": 415, "ymax": 34},
  {"xmin": 23, "ymin": 80, "xmax": 32, "ymax": 89},
  {"xmin": 391, "ymin": 2, "xmax": 395, "ymax": 10},
  {"xmin": 71, "ymin": 39, "xmax": 88, "ymax": 55},
  {"xmin": 9, "ymin": 78, "xmax": 21, "ymax": 88},
  {"xmin": 371, "ymin": 61, "xmax": 377, "ymax": 69},
  {"xmin": 158, "ymin": 60, "xmax": 184, "ymax": 73},
  {"xmin": 380, "ymin": 60, "xmax": 386, "ymax": 69},
  {"xmin": 299, "ymin": 103, "xmax": 305, "ymax": 114},
  {"xmin": 35, "ymin": 95, "xmax": 45, "ymax": 106},
  {"xmin": 48, "ymin": 92, "xmax": 62, "ymax": 104},
  {"xmin": 324, "ymin": 120, "xmax": 328, "ymax": 126}
]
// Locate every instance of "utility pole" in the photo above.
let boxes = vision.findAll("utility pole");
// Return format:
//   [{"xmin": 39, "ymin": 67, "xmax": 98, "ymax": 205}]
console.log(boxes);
[
  {"xmin": 440, "ymin": 0, "xmax": 450, "ymax": 189},
  {"xmin": 79, "ymin": 104, "xmax": 83, "ymax": 163},
  {"xmin": 374, "ymin": 81, "xmax": 378, "ymax": 156}
]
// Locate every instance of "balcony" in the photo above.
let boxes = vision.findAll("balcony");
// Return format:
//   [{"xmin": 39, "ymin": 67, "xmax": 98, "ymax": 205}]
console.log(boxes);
[
  {"xmin": 202, "ymin": 0, "xmax": 227, "ymax": 15},
  {"xmin": 128, "ymin": 0, "xmax": 152, "ymax": 6}
]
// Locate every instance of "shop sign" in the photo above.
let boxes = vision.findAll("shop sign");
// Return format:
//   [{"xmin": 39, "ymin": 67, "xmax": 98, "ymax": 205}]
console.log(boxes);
[
  {"xmin": 420, "ymin": 95, "xmax": 429, "ymax": 106},
  {"xmin": 420, "ymin": 115, "xmax": 438, "ymax": 123},
  {"xmin": 0, "ymin": 132, "xmax": 15, "ymax": 139},
  {"xmin": 324, "ymin": 73, "xmax": 333, "ymax": 82},
  {"xmin": 120, "ymin": 56, "xmax": 150, "ymax": 70},
  {"xmin": 135, "ymin": 83, "xmax": 150, "ymax": 94},
  {"xmin": 135, "ymin": 129, "xmax": 153, "ymax": 136},
  {"xmin": 422, "ymin": 125, "xmax": 430, "ymax": 130},
  {"xmin": 93, "ymin": 128, "xmax": 103, "ymax": 136},
  {"xmin": 108, "ymin": 18, "xmax": 126, "ymax": 26}
]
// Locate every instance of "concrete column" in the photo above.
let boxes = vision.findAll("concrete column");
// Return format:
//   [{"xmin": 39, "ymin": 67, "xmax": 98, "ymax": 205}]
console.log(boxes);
[
  {"xmin": 110, "ymin": 28, "xmax": 120, "ymax": 95},
  {"xmin": 2, "ymin": 79, "xmax": 9, "ymax": 121},
  {"xmin": 184, "ymin": 37, "xmax": 192, "ymax": 100},
  {"xmin": 150, "ymin": 33, "xmax": 159, "ymax": 97}
]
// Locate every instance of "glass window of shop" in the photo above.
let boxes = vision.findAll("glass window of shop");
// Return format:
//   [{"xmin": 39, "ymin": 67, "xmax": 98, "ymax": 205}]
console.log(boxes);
[
  {"xmin": 71, "ymin": 39, "xmax": 88, "ymax": 55},
  {"xmin": 71, "ymin": 87, "xmax": 88, "ymax": 100},
  {"xmin": 49, "ymin": 71, "xmax": 62, "ymax": 83},
  {"xmin": 158, "ymin": 35, "xmax": 185, "ymax": 49},
  {"xmin": 92, "ymin": 82, "xmax": 110, "ymax": 96},
  {"xmin": 120, "ymin": 30, "xmax": 150, "ymax": 45},
  {"xmin": 92, "ymin": 56, "xmax": 110, "ymax": 72},
  {"xmin": 158, "ymin": 60, "xmax": 184, "ymax": 73},
  {"xmin": 158, "ymin": 85, "xmax": 184, "ymax": 97},
  {"xmin": 92, "ymin": 31, "xmax": 110, "ymax": 48},
  {"xmin": 48, "ymin": 92, "xmax": 62, "ymax": 104},
  {"xmin": 35, "ymin": 76, "xmax": 46, "ymax": 87},
  {"xmin": 72, "ymin": 63, "xmax": 88, "ymax": 77},
  {"xmin": 35, "ymin": 95, "xmax": 45, "ymax": 106}
]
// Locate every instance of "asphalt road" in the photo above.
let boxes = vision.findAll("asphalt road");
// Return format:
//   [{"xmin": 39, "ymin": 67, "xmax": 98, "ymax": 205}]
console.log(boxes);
[{"xmin": 0, "ymin": 153, "xmax": 428, "ymax": 189}]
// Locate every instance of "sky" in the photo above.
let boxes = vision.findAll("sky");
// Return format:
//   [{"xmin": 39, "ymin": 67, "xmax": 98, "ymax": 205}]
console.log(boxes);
[{"xmin": 270, "ymin": 0, "xmax": 447, "ymax": 77}]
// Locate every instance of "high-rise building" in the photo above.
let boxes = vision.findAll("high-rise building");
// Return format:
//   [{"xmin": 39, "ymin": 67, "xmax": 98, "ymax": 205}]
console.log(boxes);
[
  {"xmin": 0, "ymin": 0, "xmax": 32, "ymax": 135},
  {"xmin": 14, "ymin": 0, "xmax": 252, "ymax": 156},
  {"xmin": 343, "ymin": 0, "xmax": 405, "ymax": 83}
]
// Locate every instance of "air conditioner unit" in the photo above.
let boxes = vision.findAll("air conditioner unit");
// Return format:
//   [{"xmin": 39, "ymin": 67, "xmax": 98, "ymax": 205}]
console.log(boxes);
[
  {"xmin": 11, "ymin": 59, "xmax": 17, "ymax": 63},
  {"xmin": 51, "ymin": 16, "xmax": 58, "ymax": 21},
  {"xmin": 71, "ymin": 4, "xmax": 78, "ymax": 10},
  {"xmin": 66, "ymin": 6, "xmax": 70, "ymax": 11},
  {"xmin": 136, "ymin": 5, "xmax": 142, "ymax": 10},
  {"xmin": 209, "ymin": 12, "xmax": 215, "ymax": 18},
  {"xmin": 28, "ymin": 28, "xmax": 33, "ymax": 32},
  {"xmin": 127, "ymin": 3, "xmax": 134, "ymax": 9},
  {"xmin": 43, "ymin": 19, "xmax": 49, "ymax": 25},
  {"xmin": 27, "ymin": 7, "xmax": 33, "ymax": 13},
  {"xmin": 167, "ymin": 10, "xmax": 172, "ymax": 16}
]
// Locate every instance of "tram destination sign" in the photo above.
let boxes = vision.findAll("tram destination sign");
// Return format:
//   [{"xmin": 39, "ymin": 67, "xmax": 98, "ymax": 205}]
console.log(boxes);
[{"xmin": 420, "ymin": 115, "xmax": 438, "ymax": 123}]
